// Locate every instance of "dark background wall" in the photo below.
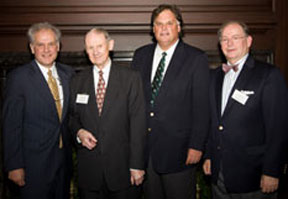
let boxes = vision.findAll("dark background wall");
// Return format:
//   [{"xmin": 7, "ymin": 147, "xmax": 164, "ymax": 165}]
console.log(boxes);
[{"xmin": 0, "ymin": 0, "xmax": 287, "ymax": 198}]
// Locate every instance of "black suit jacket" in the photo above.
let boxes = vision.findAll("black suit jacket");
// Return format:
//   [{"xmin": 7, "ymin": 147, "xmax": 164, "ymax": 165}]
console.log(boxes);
[
  {"xmin": 131, "ymin": 41, "xmax": 210, "ymax": 173},
  {"xmin": 3, "ymin": 60, "xmax": 74, "ymax": 189},
  {"xmin": 69, "ymin": 63, "xmax": 146, "ymax": 191},
  {"xmin": 207, "ymin": 55, "xmax": 288, "ymax": 193}
]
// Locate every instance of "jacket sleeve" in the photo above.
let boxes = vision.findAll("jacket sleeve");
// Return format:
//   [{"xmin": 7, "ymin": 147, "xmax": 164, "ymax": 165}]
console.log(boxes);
[
  {"xmin": 128, "ymin": 71, "xmax": 147, "ymax": 169},
  {"xmin": 68, "ymin": 76, "xmax": 83, "ymax": 145},
  {"xmin": 188, "ymin": 53, "xmax": 211, "ymax": 152},
  {"xmin": 2, "ymin": 70, "xmax": 25, "ymax": 172},
  {"xmin": 261, "ymin": 67, "xmax": 288, "ymax": 177}
]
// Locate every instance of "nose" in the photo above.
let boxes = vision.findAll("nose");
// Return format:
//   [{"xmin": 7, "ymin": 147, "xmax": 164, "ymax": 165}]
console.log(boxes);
[
  {"xmin": 93, "ymin": 48, "xmax": 98, "ymax": 55},
  {"xmin": 227, "ymin": 39, "xmax": 234, "ymax": 46},
  {"xmin": 161, "ymin": 24, "xmax": 168, "ymax": 30},
  {"xmin": 43, "ymin": 45, "xmax": 50, "ymax": 52}
]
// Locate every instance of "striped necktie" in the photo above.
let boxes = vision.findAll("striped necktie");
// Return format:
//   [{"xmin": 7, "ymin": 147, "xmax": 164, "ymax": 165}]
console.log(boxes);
[{"xmin": 151, "ymin": 52, "xmax": 167, "ymax": 106}]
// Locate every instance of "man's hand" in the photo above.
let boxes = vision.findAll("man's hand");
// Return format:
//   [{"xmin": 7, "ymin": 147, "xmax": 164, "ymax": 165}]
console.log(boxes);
[
  {"xmin": 185, "ymin": 148, "xmax": 202, "ymax": 165},
  {"xmin": 203, "ymin": 159, "xmax": 211, "ymax": 175},
  {"xmin": 8, "ymin": 168, "xmax": 25, "ymax": 186},
  {"xmin": 260, "ymin": 175, "xmax": 279, "ymax": 193},
  {"xmin": 130, "ymin": 169, "xmax": 145, "ymax": 186},
  {"xmin": 77, "ymin": 129, "xmax": 97, "ymax": 150}
]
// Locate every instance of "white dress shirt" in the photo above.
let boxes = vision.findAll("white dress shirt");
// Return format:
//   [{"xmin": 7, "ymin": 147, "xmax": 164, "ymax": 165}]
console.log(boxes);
[
  {"xmin": 221, "ymin": 54, "xmax": 249, "ymax": 115},
  {"xmin": 151, "ymin": 40, "xmax": 179, "ymax": 83},
  {"xmin": 37, "ymin": 60, "xmax": 64, "ymax": 107},
  {"xmin": 93, "ymin": 58, "xmax": 111, "ymax": 94}
]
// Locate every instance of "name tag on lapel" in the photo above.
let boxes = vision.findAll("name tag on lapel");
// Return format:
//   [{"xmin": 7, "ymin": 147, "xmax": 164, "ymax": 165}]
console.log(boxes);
[
  {"xmin": 231, "ymin": 89, "xmax": 248, "ymax": 105},
  {"xmin": 76, "ymin": 94, "xmax": 89, "ymax": 104},
  {"xmin": 240, "ymin": 90, "xmax": 255, "ymax": 95}
]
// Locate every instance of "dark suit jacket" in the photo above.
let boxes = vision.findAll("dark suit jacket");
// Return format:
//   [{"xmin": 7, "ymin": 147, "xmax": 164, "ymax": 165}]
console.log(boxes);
[
  {"xmin": 207, "ymin": 55, "xmax": 288, "ymax": 193},
  {"xmin": 69, "ymin": 63, "xmax": 146, "ymax": 191},
  {"xmin": 2, "ymin": 60, "xmax": 74, "ymax": 190},
  {"xmin": 131, "ymin": 41, "xmax": 210, "ymax": 173}
]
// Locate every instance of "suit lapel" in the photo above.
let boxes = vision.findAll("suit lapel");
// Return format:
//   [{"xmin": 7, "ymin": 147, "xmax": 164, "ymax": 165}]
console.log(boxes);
[
  {"xmin": 155, "ymin": 41, "xmax": 185, "ymax": 102},
  {"xmin": 222, "ymin": 56, "xmax": 255, "ymax": 117},
  {"xmin": 214, "ymin": 69, "xmax": 224, "ymax": 120},
  {"xmin": 100, "ymin": 64, "xmax": 119, "ymax": 117},
  {"xmin": 85, "ymin": 68, "xmax": 100, "ymax": 121},
  {"xmin": 28, "ymin": 60, "xmax": 58, "ymax": 118},
  {"xmin": 143, "ymin": 44, "xmax": 156, "ymax": 103},
  {"xmin": 56, "ymin": 63, "xmax": 69, "ymax": 121}
]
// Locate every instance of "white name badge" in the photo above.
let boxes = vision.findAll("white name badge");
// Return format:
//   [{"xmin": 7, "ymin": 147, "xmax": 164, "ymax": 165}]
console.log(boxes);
[
  {"xmin": 231, "ymin": 89, "xmax": 248, "ymax": 105},
  {"xmin": 76, "ymin": 94, "xmax": 89, "ymax": 104}
]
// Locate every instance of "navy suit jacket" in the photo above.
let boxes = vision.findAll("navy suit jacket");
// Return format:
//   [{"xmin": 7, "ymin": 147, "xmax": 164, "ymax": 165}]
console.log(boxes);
[
  {"xmin": 69, "ymin": 63, "xmax": 146, "ymax": 191},
  {"xmin": 207, "ymin": 55, "xmax": 288, "ymax": 193},
  {"xmin": 132, "ymin": 41, "xmax": 210, "ymax": 173},
  {"xmin": 3, "ymin": 60, "xmax": 74, "ymax": 187}
]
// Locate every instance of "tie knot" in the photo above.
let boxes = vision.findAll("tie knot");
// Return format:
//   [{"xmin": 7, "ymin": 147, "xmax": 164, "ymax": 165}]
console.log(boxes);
[
  {"xmin": 47, "ymin": 69, "xmax": 52, "ymax": 77},
  {"xmin": 162, "ymin": 52, "xmax": 167, "ymax": 57},
  {"xmin": 99, "ymin": 70, "xmax": 103, "ymax": 76},
  {"xmin": 222, "ymin": 63, "xmax": 238, "ymax": 73}
]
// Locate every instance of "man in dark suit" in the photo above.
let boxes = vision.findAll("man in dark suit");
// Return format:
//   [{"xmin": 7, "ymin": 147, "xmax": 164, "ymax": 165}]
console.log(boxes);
[
  {"xmin": 131, "ymin": 4, "xmax": 210, "ymax": 199},
  {"xmin": 203, "ymin": 21, "xmax": 288, "ymax": 199},
  {"xmin": 69, "ymin": 28, "xmax": 146, "ymax": 199},
  {"xmin": 2, "ymin": 22, "xmax": 74, "ymax": 199}
]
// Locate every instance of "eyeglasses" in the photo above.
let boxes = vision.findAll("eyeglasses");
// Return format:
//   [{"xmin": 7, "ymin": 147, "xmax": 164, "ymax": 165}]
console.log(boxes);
[{"xmin": 220, "ymin": 36, "xmax": 247, "ymax": 44}]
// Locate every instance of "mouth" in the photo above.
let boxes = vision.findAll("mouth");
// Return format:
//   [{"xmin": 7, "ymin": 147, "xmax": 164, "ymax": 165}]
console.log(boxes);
[
  {"xmin": 160, "ymin": 32, "xmax": 169, "ymax": 36},
  {"xmin": 42, "ymin": 54, "xmax": 52, "ymax": 58},
  {"xmin": 226, "ymin": 49, "xmax": 236, "ymax": 53}
]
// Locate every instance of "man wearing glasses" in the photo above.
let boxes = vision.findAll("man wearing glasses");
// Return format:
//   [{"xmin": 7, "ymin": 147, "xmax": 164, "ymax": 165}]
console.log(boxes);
[{"xmin": 203, "ymin": 21, "xmax": 288, "ymax": 199}]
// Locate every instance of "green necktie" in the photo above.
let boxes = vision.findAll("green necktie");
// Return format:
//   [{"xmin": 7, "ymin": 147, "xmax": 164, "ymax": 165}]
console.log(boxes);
[{"xmin": 151, "ymin": 52, "xmax": 167, "ymax": 106}]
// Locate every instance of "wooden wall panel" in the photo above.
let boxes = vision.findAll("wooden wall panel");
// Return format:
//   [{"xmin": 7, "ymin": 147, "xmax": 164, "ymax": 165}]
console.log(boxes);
[
  {"xmin": 0, "ymin": 0, "xmax": 276, "ymax": 52},
  {"xmin": 0, "ymin": 0, "xmax": 285, "ymax": 76}
]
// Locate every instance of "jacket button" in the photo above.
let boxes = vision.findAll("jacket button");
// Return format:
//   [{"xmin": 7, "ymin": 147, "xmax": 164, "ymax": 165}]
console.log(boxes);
[
  {"xmin": 148, "ymin": 128, "xmax": 152, "ymax": 132},
  {"xmin": 150, "ymin": 112, "xmax": 154, "ymax": 117},
  {"xmin": 218, "ymin": 125, "xmax": 224, "ymax": 131},
  {"xmin": 217, "ymin": 146, "xmax": 221, "ymax": 150}
]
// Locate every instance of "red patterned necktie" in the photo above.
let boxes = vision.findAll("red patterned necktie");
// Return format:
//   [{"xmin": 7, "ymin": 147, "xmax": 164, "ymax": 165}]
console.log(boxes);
[
  {"xmin": 222, "ymin": 63, "xmax": 238, "ymax": 73},
  {"xmin": 96, "ymin": 70, "xmax": 106, "ymax": 116}
]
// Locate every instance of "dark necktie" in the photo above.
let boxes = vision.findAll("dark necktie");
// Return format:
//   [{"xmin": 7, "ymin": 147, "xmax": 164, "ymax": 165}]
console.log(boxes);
[
  {"xmin": 222, "ymin": 63, "xmax": 238, "ymax": 73},
  {"xmin": 96, "ymin": 70, "xmax": 106, "ymax": 116},
  {"xmin": 151, "ymin": 52, "xmax": 167, "ymax": 106}
]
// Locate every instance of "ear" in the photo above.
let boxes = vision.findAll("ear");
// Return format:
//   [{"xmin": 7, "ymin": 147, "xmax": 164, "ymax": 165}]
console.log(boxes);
[
  {"xmin": 30, "ymin": 43, "xmax": 35, "ymax": 54},
  {"xmin": 108, "ymin": 39, "xmax": 114, "ymax": 51},
  {"xmin": 177, "ymin": 23, "xmax": 181, "ymax": 34},
  {"xmin": 56, "ymin": 42, "xmax": 60, "ymax": 52},
  {"xmin": 247, "ymin": 35, "xmax": 253, "ymax": 48}
]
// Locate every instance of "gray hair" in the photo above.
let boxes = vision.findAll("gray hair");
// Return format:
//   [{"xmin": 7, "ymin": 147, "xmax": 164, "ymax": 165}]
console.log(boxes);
[
  {"xmin": 85, "ymin": 28, "xmax": 111, "ymax": 42},
  {"xmin": 27, "ymin": 22, "xmax": 61, "ymax": 43},
  {"xmin": 218, "ymin": 20, "xmax": 250, "ymax": 41}
]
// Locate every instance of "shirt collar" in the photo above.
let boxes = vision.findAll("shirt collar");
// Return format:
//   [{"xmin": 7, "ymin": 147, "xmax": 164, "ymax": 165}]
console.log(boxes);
[
  {"xmin": 36, "ymin": 60, "xmax": 57, "ymax": 77},
  {"xmin": 227, "ymin": 53, "xmax": 249, "ymax": 74},
  {"xmin": 93, "ymin": 58, "xmax": 111, "ymax": 74},
  {"xmin": 155, "ymin": 39, "xmax": 179, "ymax": 56}
]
